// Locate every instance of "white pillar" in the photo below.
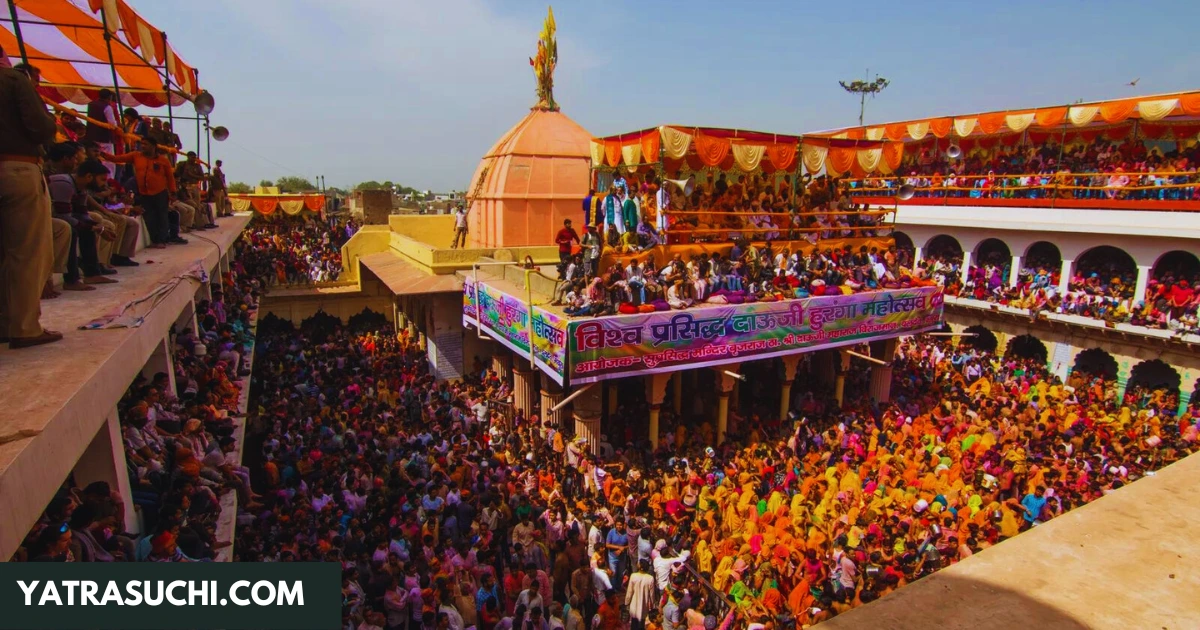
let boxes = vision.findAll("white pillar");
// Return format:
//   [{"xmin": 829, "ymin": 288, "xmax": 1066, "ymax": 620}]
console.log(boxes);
[
  {"xmin": 513, "ymin": 363, "xmax": 539, "ymax": 420},
  {"xmin": 492, "ymin": 353, "xmax": 513, "ymax": 383},
  {"xmin": 913, "ymin": 246, "xmax": 923, "ymax": 268},
  {"xmin": 574, "ymin": 413, "xmax": 601, "ymax": 449},
  {"xmin": 74, "ymin": 410, "xmax": 137, "ymax": 533},
  {"xmin": 540, "ymin": 383, "xmax": 566, "ymax": 427},
  {"xmin": 644, "ymin": 373, "xmax": 671, "ymax": 449},
  {"xmin": 959, "ymin": 250, "xmax": 972, "ymax": 287},
  {"xmin": 1058, "ymin": 259, "xmax": 1073, "ymax": 295},
  {"xmin": 1134, "ymin": 265, "xmax": 1152, "ymax": 303},
  {"xmin": 780, "ymin": 355, "xmax": 802, "ymax": 423},
  {"xmin": 1009, "ymin": 254, "xmax": 1022, "ymax": 288},
  {"xmin": 142, "ymin": 336, "xmax": 176, "ymax": 394}
]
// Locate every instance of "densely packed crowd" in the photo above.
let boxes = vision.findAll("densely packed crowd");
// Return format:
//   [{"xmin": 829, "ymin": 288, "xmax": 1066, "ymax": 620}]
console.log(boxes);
[
  {"xmin": 15, "ymin": 263, "xmax": 259, "ymax": 562},
  {"xmin": 241, "ymin": 215, "xmax": 358, "ymax": 285},
  {"xmin": 848, "ymin": 136, "xmax": 1200, "ymax": 201},
  {"xmin": 199, "ymin": 307, "xmax": 1197, "ymax": 628}
]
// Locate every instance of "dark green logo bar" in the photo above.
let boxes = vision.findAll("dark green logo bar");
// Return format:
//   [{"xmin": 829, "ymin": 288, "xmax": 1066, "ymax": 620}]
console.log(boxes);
[{"xmin": 0, "ymin": 563, "xmax": 341, "ymax": 629}]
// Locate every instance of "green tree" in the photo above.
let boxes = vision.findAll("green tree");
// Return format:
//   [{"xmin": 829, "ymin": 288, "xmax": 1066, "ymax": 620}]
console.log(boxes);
[
  {"xmin": 257, "ymin": 179, "xmax": 274, "ymax": 188},
  {"xmin": 355, "ymin": 180, "xmax": 384, "ymax": 190},
  {"xmin": 228, "ymin": 181, "xmax": 252, "ymax": 194},
  {"xmin": 275, "ymin": 176, "xmax": 317, "ymax": 193}
]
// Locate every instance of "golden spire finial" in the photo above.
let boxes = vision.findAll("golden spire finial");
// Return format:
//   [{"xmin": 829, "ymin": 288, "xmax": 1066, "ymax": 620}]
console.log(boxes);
[{"xmin": 529, "ymin": 6, "xmax": 558, "ymax": 111}]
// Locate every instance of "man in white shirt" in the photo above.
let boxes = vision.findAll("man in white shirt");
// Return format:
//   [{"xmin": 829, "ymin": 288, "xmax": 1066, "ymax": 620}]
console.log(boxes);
[
  {"xmin": 451, "ymin": 205, "xmax": 469, "ymax": 249},
  {"xmin": 515, "ymin": 581, "xmax": 545, "ymax": 614}
]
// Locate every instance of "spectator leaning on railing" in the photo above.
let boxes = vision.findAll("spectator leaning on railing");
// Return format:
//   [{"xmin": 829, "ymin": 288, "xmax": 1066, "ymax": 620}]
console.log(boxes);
[
  {"xmin": 103, "ymin": 140, "xmax": 186, "ymax": 248},
  {"xmin": 0, "ymin": 57, "xmax": 64, "ymax": 348}
]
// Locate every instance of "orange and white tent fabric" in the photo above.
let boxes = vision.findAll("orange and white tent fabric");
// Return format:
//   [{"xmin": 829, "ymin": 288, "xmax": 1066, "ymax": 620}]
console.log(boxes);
[
  {"xmin": 227, "ymin": 194, "xmax": 326, "ymax": 216},
  {"xmin": 1, "ymin": 0, "xmax": 199, "ymax": 107},
  {"xmin": 592, "ymin": 126, "xmax": 801, "ymax": 173}
]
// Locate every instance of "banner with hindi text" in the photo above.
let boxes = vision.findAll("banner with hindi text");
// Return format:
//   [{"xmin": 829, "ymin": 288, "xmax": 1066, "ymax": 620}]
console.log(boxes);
[
  {"xmin": 567, "ymin": 287, "xmax": 943, "ymax": 383},
  {"xmin": 463, "ymin": 277, "xmax": 567, "ymax": 385}
]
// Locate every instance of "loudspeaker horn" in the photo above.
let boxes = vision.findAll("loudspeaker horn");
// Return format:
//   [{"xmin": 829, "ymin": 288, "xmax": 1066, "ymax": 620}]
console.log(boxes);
[
  {"xmin": 211, "ymin": 126, "xmax": 229, "ymax": 141},
  {"xmin": 665, "ymin": 177, "xmax": 694, "ymax": 196},
  {"xmin": 192, "ymin": 90, "xmax": 215, "ymax": 115},
  {"xmin": 897, "ymin": 184, "xmax": 916, "ymax": 200},
  {"xmin": 946, "ymin": 144, "xmax": 962, "ymax": 159}
]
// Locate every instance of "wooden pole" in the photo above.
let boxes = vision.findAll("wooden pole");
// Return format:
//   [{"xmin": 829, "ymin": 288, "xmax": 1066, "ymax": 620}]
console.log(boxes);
[{"xmin": 98, "ymin": 5, "xmax": 123, "ymax": 107}]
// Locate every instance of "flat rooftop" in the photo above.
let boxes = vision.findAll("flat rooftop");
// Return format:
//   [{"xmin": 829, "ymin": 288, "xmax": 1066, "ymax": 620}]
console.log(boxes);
[{"xmin": 0, "ymin": 214, "xmax": 250, "ymax": 559}]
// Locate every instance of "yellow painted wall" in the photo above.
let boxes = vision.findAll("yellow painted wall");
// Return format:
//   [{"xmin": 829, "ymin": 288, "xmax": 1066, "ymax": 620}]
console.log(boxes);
[{"xmin": 339, "ymin": 225, "xmax": 393, "ymax": 282}]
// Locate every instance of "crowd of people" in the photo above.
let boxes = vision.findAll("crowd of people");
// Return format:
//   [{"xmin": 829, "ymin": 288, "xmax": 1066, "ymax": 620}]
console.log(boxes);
[
  {"xmin": 15, "ymin": 260, "xmax": 259, "ymax": 562},
  {"xmin": 240, "ymin": 215, "xmax": 358, "ymax": 285},
  {"xmin": 847, "ymin": 136, "xmax": 1200, "ymax": 201},
  {"xmin": 921, "ymin": 249, "xmax": 1200, "ymax": 335},
  {"xmin": 0, "ymin": 55, "xmax": 232, "ymax": 350}
]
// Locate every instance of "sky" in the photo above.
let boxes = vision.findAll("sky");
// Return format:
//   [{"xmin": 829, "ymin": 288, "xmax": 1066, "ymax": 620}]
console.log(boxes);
[{"xmin": 132, "ymin": 0, "xmax": 1200, "ymax": 192}]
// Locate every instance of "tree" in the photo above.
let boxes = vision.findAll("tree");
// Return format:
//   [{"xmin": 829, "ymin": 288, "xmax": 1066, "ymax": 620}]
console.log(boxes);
[
  {"xmin": 355, "ymin": 180, "xmax": 384, "ymax": 191},
  {"xmin": 274, "ymin": 176, "xmax": 317, "ymax": 193},
  {"xmin": 258, "ymin": 179, "xmax": 274, "ymax": 188},
  {"xmin": 228, "ymin": 181, "xmax": 252, "ymax": 194}
]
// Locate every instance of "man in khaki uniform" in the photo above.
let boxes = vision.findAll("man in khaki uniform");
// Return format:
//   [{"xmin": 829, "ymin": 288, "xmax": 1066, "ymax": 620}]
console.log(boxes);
[{"xmin": 0, "ymin": 62, "xmax": 61, "ymax": 348}]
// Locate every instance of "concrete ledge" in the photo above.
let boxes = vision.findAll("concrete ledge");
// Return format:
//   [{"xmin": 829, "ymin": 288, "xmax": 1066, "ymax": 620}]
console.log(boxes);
[
  {"xmin": 0, "ymin": 214, "xmax": 250, "ymax": 560},
  {"xmin": 213, "ymin": 308, "xmax": 258, "ymax": 562}
]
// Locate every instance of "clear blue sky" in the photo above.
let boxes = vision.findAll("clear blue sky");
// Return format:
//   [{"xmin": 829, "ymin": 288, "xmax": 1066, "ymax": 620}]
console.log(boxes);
[{"xmin": 135, "ymin": 0, "xmax": 1200, "ymax": 191}]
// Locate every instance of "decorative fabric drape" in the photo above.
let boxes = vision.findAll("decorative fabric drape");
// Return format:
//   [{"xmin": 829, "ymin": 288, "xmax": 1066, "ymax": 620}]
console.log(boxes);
[
  {"xmin": 1103, "ymin": 124, "xmax": 1133, "ymax": 142},
  {"xmin": 885, "ymin": 124, "xmax": 908, "ymax": 141},
  {"xmin": 640, "ymin": 131, "xmax": 661, "ymax": 164},
  {"xmin": 1067, "ymin": 106, "xmax": 1099, "ymax": 126},
  {"xmin": 856, "ymin": 147, "xmax": 883, "ymax": 173},
  {"xmin": 279, "ymin": 200, "xmax": 306, "ymax": 215},
  {"xmin": 975, "ymin": 113, "xmax": 1006, "ymax": 135},
  {"xmin": 826, "ymin": 147, "xmax": 857, "ymax": 176},
  {"xmin": 1137, "ymin": 98, "xmax": 1178, "ymax": 121},
  {"xmin": 906, "ymin": 121, "xmax": 930, "ymax": 140},
  {"xmin": 589, "ymin": 141, "xmax": 605, "ymax": 168},
  {"xmin": 865, "ymin": 127, "xmax": 885, "ymax": 141},
  {"xmin": 1034, "ymin": 107, "xmax": 1067, "ymax": 127},
  {"xmin": 1138, "ymin": 124, "xmax": 1168, "ymax": 140},
  {"xmin": 230, "ymin": 198, "xmax": 252, "ymax": 212},
  {"xmin": 304, "ymin": 195, "xmax": 326, "ymax": 211},
  {"xmin": 692, "ymin": 131, "xmax": 731, "ymax": 167},
  {"xmin": 882, "ymin": 142, "xmax": 904, "ymax": 172},
  {"xmin": 659, "ymin": 126, "xmax": 693, "ymax": 160},
  {"xmin": 251, "ymin": 198, "xmax": 279, "ymax": 214},
  {"xmin": 801, "ymin": 143, "xmax": 828, "ymax": 174},
  {"xmin": 621, "ymin": 143, "xmax": 642, "ymax": 166},
  {"xmin": 1099, "ymin": 99, "xmax": 1138, "ymax": 123},
  {"xmin": 953, "ymin": 118, "xmax": 977, "ymax": 137},
  {"xmin": 1168, "ymin": 123, "xmax": 1200, "ymax": 141},
  {"xmin": 1180, "ymin": 94, "xmax": 1200, "ymax": 117},
  {"xmin": 765, "ymin": 143, "xmax": 797, "ymax": 171},
  {"xmin": 929, "ymin": 118, "xmax": 953, "ymax": 138},
  {"xmin": 604, "ymin": 140, "xmax": 622, "ymax": 168},
  {"xmin": 730, "ymin": 143, "xmax": 765, "ymax": 172},
  {"xmin": 1005, "ymin": 112, "xmax": 1036, "ymax": 133}
]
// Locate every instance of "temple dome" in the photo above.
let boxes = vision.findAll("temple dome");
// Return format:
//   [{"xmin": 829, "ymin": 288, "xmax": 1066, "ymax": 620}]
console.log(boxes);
[{"xmin": 467, "ymin": 108, "xmax": 592, "ymax": 248}]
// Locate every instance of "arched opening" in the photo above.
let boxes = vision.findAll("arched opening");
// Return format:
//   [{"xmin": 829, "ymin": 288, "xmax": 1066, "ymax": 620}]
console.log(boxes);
[
  {"xmin": 973, "ymin": 238, "xmax": 1012, "ymax": 268},
  {"xmin": 1152, "ymin": 250, "xmax": 1200, "ymax": 285},
  {"xmin": 1075, "ymin": 246, "xmax": 1137, "ymax": 298},
  {"xmin": 1007, "ymin": 334, "xmax": 1048, "ymax": 364},
  {"xmin": 1125, "ymin": 359, "xmax": 1181, "ymax": 402},
  {"xmin": 348, "ymin": 307, "xmax": 389, "ymax": 332},
  {"xmin": 925, "ymin": 234, "xmax": 963, "ymax": 261},
  {"xmin": 892, "ymin": 231, "xmax": 915, "ymax": 253},
  {"xmin": 1024, "ymin": 241, "xmax": 1062, "ymax": 271},
  {"xmin": 1071, "ymin": 347, "xmax": 1118, "ymax": 381},
  {"xmin": 962, "ymin": 325, "xmax": 998, "ymax": 353}
]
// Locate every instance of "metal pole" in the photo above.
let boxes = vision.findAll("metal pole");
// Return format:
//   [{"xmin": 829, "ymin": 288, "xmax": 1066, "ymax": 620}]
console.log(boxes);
[
  {"xmin": 162, "ymin": 31, "xmax": 174, "ymax": 129},
  {"xmin": 6, "ymin": 0, "xmax": 28, "ymax": 64},
  {"xmin": 204, "ymin": 115, "xmax": 211, "ymax": 167},
  {"xmin": 194, "ymin": 69, "xmax": 202, "ymax": 153},
  {"xmin": 98, "ymin": 4, "xmax": 123, "ymax": 107}
]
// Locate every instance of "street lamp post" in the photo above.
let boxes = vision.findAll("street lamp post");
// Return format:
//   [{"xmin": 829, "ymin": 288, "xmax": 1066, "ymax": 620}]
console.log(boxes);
[{"xmin": 839, "ymin": 69, "xmax": 891, "ymax": 126}]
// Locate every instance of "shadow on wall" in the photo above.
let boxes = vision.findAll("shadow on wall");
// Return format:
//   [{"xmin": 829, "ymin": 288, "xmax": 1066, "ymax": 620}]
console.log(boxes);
[{"xmin": 817, "ymin": 574, "xmax": 1090, "ymax": 630}]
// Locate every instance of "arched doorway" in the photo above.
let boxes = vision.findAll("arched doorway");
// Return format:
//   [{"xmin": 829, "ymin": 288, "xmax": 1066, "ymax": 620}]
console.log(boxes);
[
  {"xmin": 1075, "ymin": 246, "xmax": 1137, "ymax": 297},
  {"xmin": 962, "ymin": 325, "xmax": 998, "ymax": 353},
  {"xmin": 974, "ymin": 238, "xmax": 1012, "ymax": 269},
  {"xmin": 892, "ymin": 231, "xmax": 915, "ymax": 253},
  {"xmin": 1152, "ymin": 250, "xmax": 1200, "ymax": 284},
  {"xmin": 1007, "ymin": 334, "xmax": 1048, "ymax": 364},
  {"xmin": 1024, "ymin": 241, "xmax": 1062, "ymax": 270},
  {"xmin": 925, "ymin": 234, "xmax": 963, "ymax": 262},
  {"xmin": 1071, "ymin": 347, "xmax": 1118, "ymax": 380},
  {"xmin": 1126, "ymin": 359, "xmax": 1181, "ymax": 398}
]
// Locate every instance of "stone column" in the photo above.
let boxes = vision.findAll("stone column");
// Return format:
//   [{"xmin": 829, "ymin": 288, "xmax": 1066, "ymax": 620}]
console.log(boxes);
[
  {"xmin": 74, "ymin": 409, "xmax": 137, "ymax": 533},
  {"xmin": 607, "ymin": 382, "xmax": 619, "ymax": 417},
  {"xmin": 959, "ymin": 250, "xmax": 972, "ymax": 287},
  {"xmin": 142, "ymin": 335, "xmax": 177, "ymax": 394},
  {"xmin": 715, "ymin": 365, "xmax": 740, "ymax": 444},
  {"xmin": 540, "ymin": 381, "xmax": 566, "ymax": 427},
  {"xmin": 1058, "ymin": 259, "xmax": 1073, "ymax": 295},
  {"xmin": 672, "ymin": 371, "xmax": 683, "ymax": 414},
  {"xmin": 1134, "ymin": 265, "xmax": 1152, "ymax": 304},
  {"xmin": 492, "ymin": 353, "xmax": 513, "ymax": 383},
  {"xmin": 1009, "ymin": 254, "xmax": 1022, "ymax": 288},
  {"xmin": 814, "ymin": 350, "xmax": 837, "ymax": 388},
  {"xmin": 574, "ymin": 412, "xmax": 602, "ymax": 449},
  {"xmin": 913, "ymin": 246, "xmax": 923, "ymax": 267},
  {"xmin": 780, "ymin": 355, "xmax": 802, "ymax": 423},
  {"xmin": 868, "ymin": 339, "xmax": 898, "ymax": 404},
  {"xmin": 834, "ymin": 351, "xmax": 851, "ymax": 407},
  {"xmin": 513, "ymin": 360, "xmax": 539, "ymax": 419},
  {"xmin": 645, "ymin": 373, "xmax": 671, "ymax": 449}
]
